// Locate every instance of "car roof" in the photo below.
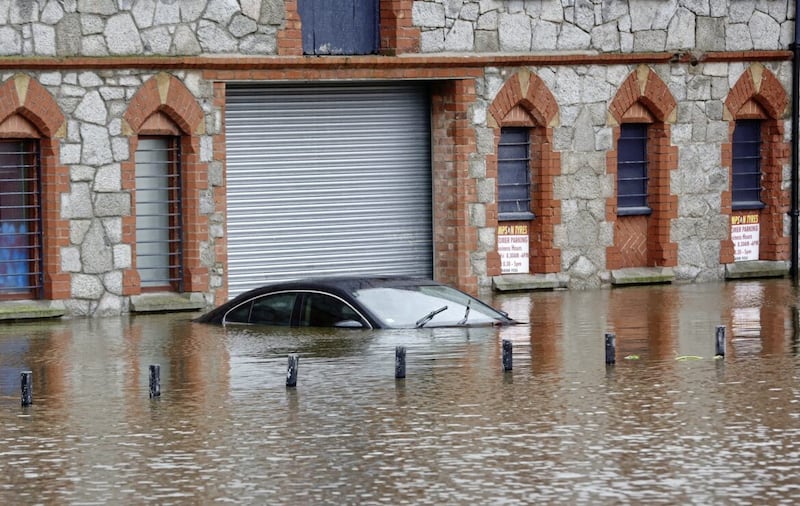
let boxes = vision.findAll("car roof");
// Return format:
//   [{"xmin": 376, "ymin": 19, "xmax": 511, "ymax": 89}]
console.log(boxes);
[{"xmin": 238, "ymin": 275, "xmax": 441, "ymax": 296}]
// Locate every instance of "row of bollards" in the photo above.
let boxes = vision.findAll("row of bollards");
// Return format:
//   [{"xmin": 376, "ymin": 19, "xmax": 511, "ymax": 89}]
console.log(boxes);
[{"xmin": 16, "ymin": 326, "xmax": 731, "ymax": 403}]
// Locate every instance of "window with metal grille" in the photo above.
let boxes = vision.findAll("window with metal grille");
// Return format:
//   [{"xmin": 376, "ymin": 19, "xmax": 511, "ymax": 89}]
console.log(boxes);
[
  {"xmin": 135, "ymin": 137, "xmax": 183, "ymax": 291},
  {"xmin": 498, "ymin": 127, "xmax": 535, "ymax": 220},
  {"xmin": 617, "ymin": 123, "xmax": 650, "ymax": 215},
  {"xmin": 732, "ymin": 120, "xmax": 764, "ymax": 210},
  {"xmin": 0, "ymin": 140, "xmax": 41, "ymax": 299}
]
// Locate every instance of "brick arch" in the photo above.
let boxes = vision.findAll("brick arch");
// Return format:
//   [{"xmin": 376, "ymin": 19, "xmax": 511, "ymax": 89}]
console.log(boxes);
[
  {"xmin": 124, "ymin": 73, "xmax": 204, "ymax": 137},
  {"xmin": 608, "ymin": 65, "xmax": 677, "ymax": 125},
  {"xmin": 486, "ymin": 70, "xmax": 561, "ymax": 277},
  {"xmin": 724, "ymin": 64, "xmax": 787, "ymax": 120},
  {"xmin": 0, "ymin": 74, "xmax": 69, "ymax": 300},
  {"xmin": 488, "ymin": 69, "xmax": 559, "ymax": 128},
  {"xmin": 606, "ymin": 66, "xmax": 678, "ymax": 271},
  {"xmin": 121, "ymin": 73, "xmax": 209, "ymax": 296},
  {"xmin": 720, "ymin": 64, "xmax": 790, "ymax": 265}
]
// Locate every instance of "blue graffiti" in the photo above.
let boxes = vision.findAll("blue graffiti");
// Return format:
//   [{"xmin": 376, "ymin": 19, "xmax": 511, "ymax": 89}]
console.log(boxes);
[{"xmin": 0, "ymin": 222, "xmax": 29, "ymax": 290}]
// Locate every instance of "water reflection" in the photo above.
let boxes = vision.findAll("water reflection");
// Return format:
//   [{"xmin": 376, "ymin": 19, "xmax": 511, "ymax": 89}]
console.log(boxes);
[{"xmin": 1, "ymin": 280, "xmax": 799, "ymax": 503}]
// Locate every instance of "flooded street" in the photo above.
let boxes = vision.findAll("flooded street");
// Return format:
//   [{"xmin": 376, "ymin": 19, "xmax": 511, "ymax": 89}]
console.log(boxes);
[{"xmin": 1, "ymin": 279, "xmax": 800, "ymax": 504}]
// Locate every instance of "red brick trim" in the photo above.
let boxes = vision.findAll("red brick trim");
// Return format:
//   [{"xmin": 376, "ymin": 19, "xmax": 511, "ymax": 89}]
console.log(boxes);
[
  {"xmin": 721, "ymin": 64, "xmax": 789, "ymax": 263},
  {"xmin": 431, "ymin": 79, "xmax": 479, "ymax": 293},
  {"xmin": 380, "ymin": 0, "xmax": 420, "ymax": 54},
  {"xmin": 486, "ymin": 70, "xmax": 561, "ymax": 276},
  {"xmin": 606, "ymin": 67, "xmax": 678, "ymax": 270},
  {"xmin": 277, "ymin": 0, "xmax": 303, "ymax": 56},
  {"xmin": 0, "ymin": 75, "xmax": 69, "ymax": 300},
  {"xmin": 122, "ymin": 73, "xmax": 209, "ymax": 295}
]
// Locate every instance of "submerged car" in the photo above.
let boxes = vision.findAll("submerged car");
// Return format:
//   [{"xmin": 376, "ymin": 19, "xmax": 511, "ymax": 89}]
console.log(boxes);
[{"xmin": 195, "ymin": 276, "xmax": 518, "ymax": 329}]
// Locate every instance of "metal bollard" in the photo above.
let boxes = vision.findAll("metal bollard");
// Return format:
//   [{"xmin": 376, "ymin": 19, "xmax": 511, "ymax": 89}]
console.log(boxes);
[
  {"xmin": 605, "ymin": 333, "xmax": 616, "ymax": 365},
  {"xmin": 20, "ymin": 371, "xmax": 32, "ymax": 406},
  {"xmin": 286, "ymin": 354, "xmax": 299, "ymax": 388},
  {"xmin": 149, "ymin": 364, "xmax": 161, "ymax": 398},
  {"xmin": 395, "ymin": 346, "xmax": 406, "ymax": 379},
  {"xmin": 502, "ymin": 339, "xmax": 513, "ymax": 371},
  {"xmin": 715, "ymin": 325, "xmax": 726, "ymax": 358}
]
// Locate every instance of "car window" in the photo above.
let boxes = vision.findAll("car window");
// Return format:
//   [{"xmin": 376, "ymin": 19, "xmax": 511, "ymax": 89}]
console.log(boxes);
[
  {"xmin": 300, "ymin": 292, "xmax": 366, "ymax": 328},
  {"xmin": 224, "ymin": 292, "xmax": 297, "ymax": 325}
]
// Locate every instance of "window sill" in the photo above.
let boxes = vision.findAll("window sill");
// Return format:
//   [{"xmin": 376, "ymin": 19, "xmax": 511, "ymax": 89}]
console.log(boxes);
[
  {"xmin": 0, "ymin": 300, "xmax": 66, "ymax": 322},
  {"xmin": 130, "ymin": 292, "xmax": 207, "ymax": 314},
  {"xmin": 499, "ymin": 212, "xmax": 536, "ymax": 221},
  {"xmin": 732, "ymin": 202, "xmax": 765, "ymax": 211},
  {"xmin": 617, "ymin": 206, "xmax": 652, "ymax": 216}
]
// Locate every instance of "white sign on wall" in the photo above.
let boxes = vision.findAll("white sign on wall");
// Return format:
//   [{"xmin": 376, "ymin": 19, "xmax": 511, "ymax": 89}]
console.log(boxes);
[
  {"xmin": 731, "ymin": 214, "xmax": 759, "ymax": 262},
  {"xmin": 498, "ymin": 224, "xmax": 529, "ymax": 274}
]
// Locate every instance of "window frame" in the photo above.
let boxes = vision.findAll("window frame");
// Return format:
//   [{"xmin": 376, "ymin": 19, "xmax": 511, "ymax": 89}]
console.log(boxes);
[
  {"xmin": 617, "ymin": 123, "xmax": 651, "ymax": 216},
  {"xmin": 498, "ymin": 127, "xmax": 536, "ymax": 221},
  {"xmin": 0, "ymin": 139, "xmax": 42, "ymax": 300},
  {"xmin": 731, "ymin": 119, "xmax": 765, "ymax": 210},
  {"xmin": 134, "ymin": 136, "xmax": 184, "ymax": 292}
]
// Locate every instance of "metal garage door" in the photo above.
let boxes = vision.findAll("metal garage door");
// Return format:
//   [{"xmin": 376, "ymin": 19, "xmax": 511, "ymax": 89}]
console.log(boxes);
[{"xmin": 225, "ymin": 83, "xmax": 433, "ymax": 298}]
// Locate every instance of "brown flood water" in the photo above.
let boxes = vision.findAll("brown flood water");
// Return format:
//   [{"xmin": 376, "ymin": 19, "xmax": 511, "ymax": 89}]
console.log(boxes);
[{"xmin": 1, "ymin": 279, "xmax": 799, "ymax": 504}]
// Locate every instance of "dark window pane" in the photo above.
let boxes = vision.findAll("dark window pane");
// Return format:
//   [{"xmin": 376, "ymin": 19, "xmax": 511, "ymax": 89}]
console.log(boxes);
[
  {"xmin": 732, "ymin": 120, "xmax": 762, "ymax": 206},
  {"xmin": 617, "ymin": 124, "xmax": 649, "ymax": 211},
  {"xmin": 498, "ymin": 127, "xmax": 532, "ymax": 218}
]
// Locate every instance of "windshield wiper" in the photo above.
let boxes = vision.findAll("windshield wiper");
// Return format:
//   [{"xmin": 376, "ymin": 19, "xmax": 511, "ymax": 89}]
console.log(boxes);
[
  {"xmin": 415, "ymin": 305, "xmax": 448, "ymax": 328},
  {"xmin": 457, "ymin": 300, "xmax": 471, "ymax": 325}
]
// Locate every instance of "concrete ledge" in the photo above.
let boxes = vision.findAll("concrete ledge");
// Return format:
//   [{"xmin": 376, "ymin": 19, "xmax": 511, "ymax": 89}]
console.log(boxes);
[
  {"xmin": 492, "ymin": 273, "xmax": 568, "ymax": 292},
  {"xmin": 724, "ymin": 260, "xmax": 789, "ymax": 280},
  {"xmin": 611, "ymin": 267, "xmax": 674, "ymax": 286},
  {"xmin": 0, "ymin": 300, "xmax": 66, "ymax": 321},
  {"xmin": 130, "ymin": 292, "xmax": 207, "ymax": 314}
]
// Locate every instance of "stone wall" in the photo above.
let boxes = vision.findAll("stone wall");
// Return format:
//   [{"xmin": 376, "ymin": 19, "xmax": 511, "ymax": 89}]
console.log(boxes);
[{"xmin": 412, "ymin": 0, "xmax": 794, "ymax": 53}]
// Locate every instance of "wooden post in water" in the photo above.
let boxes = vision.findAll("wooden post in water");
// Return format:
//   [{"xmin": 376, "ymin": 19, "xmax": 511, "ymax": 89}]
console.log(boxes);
[
  {"xmin": 20, "ymin": 371, "xmax": 32, "ymax": 406},
  {"xmin": 605, "ymin": 333, "xmax": 616, "ymax": 365},
  {"xmin": 502, "ymin": 339, "xmax": 513, "ymax": 371},
  {"xmin": 395, "ymin": 346, "xmax": 406, "ymax": 379},
  {"xmin": 286, "ymin": 354, "xmax": 299, "ymax": 388},
  {"xmin": 149, "ymin": 364, "xmax": 161, "ymax": 398},
  {"xmin": 715, "ymin": 325, "xmax": 726, "ymax": 358}
]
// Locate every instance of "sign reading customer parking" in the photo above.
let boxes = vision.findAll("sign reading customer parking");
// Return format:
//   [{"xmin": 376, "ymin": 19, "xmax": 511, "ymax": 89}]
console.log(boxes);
[
  {"xmin": 498, "ymin": 224, "xmax": 529, "ymax": 274},
  {"xmin": 731, "ymin": 214, "xmax": 759, "ymax": 261}
]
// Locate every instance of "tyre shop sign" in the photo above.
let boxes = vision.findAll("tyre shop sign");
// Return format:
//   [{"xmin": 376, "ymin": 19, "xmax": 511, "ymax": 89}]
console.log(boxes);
[
  {"xmin": 731, "ymin": 214, "xmax": 759, "ymax": 262},
  {"xmin": 498, "ymin": 224, "xmax": 529, "ymax": 274}
]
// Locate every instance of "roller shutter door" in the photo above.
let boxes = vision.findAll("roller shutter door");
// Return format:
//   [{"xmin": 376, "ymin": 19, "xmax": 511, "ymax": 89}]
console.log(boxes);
[{"xmin": 225, "ymin": 83, "xmax": 433, "ymax": 298}]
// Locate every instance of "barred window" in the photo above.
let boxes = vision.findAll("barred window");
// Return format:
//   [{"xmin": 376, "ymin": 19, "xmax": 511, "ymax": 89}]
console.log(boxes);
[
  {"xmin": 135, "ymin": 137, "xmax": 184, "ymax": 291},
  {"xmin": 498, "ymin": 128, "xmax": 535, "ymax": 221},
  {"xmin": 732, "ymin": 120, "xmax": 764, "ymax": 210},
  {"xmin": 617, "ymin": 124, "xmax": 650, "ymax": 215}
]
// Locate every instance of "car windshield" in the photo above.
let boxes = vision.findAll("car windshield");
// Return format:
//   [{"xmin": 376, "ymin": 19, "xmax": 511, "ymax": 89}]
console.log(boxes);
[{"xmin": 353, "ymin": 284, "xmax": 508, "ymax": 328}]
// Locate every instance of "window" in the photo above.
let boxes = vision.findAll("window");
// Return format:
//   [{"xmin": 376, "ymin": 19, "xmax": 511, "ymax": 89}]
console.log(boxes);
[
  {"xmin": 298, "ymin": 0, "xmax": 379, "ymax": 55},
  {"xmin": 732, "ymin": 120, "xmax": 764, "ymax": 210},
  {"xmin": 135, "ymin": 137, "xmax": 183, "ymax": 291},
  {"xmin": 617, "ymin": 123, "xmax": 650, "ymax": 214},
  {"xmin": 301, "ymin": 292, "xmax": 366, "ymax": 327},
  {"xmin": 498, "ymin": 128, "xmax": 534, "ymax": 220},
  {"xmin": 225, "ymin": 292, "xmax": 298, "ymax": 325},
  {"xmin": 0, "ymin": 140, "xmax": 41, "ymax": 299}
]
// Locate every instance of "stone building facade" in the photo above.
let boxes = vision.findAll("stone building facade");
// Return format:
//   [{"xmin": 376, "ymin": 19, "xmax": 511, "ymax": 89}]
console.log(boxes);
[{"xmin": 0, "ymin": 0, "xmax": 794, "ymax": 317}]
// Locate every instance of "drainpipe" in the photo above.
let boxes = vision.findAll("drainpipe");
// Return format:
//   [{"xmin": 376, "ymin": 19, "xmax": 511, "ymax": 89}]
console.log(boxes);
[{"xmin": 791, "ymin": 0, "xmax": 800, "ymax": 284}]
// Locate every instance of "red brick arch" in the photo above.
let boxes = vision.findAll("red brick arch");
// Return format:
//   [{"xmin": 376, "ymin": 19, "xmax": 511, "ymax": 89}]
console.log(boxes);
[
  {"xmin": 486, "ymin": 70, "xmax": 561, "ymax": 277},
  {"xmin": 121, "ymin": 73, "xmax": 209, "ymax": 296},
  {"xmin": 720, "ymin": 64, "xmax": 789, "ymax": 264},
  {"xmin": 606, "ymin": 66, "xmax": 678, "ymax": 271},
  {"xmin": 609, "ymin": 65, "xmax": 677, "ymax": 125}
]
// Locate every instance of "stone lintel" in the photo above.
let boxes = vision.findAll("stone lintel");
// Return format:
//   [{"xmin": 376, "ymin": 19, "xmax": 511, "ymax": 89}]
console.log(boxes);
[
  {"xmin": 492, "ymin": 273, "xmax": 568, "ymax": 292},
  {"xmin": 0, "ymin": 300, "xmax": 66, "ymax": 321},
  {"xmin": 724, "ymin": 260, "xmax": 789, "ymax": 280},
  {"xmin": 130, "ymin": 292, "xmax": 207, "ymax": 314},
  {"xmin": 610, "ymin": 267, "xmax": 674, "ymax": 286}
]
